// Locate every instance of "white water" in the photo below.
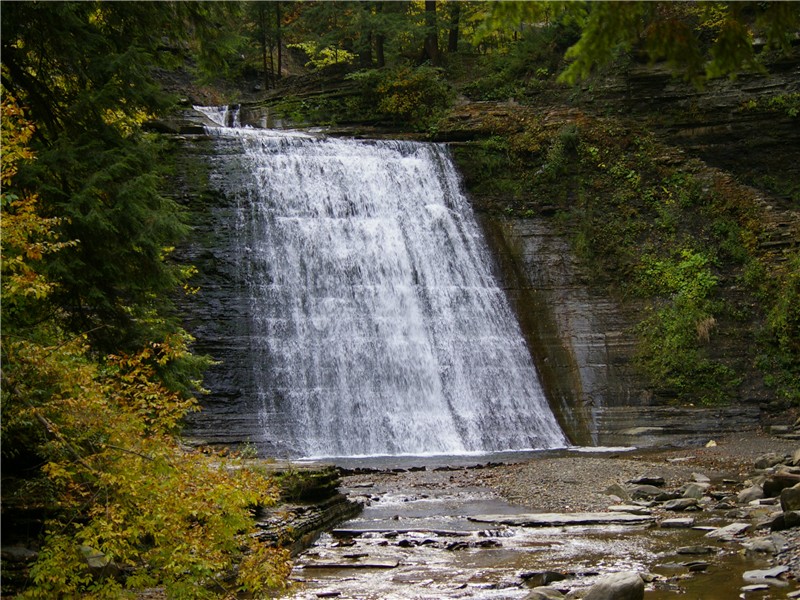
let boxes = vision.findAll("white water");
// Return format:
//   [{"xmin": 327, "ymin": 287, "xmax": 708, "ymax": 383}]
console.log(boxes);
[
  {"xmin": 195, "ymin": 104, "xmax": 241, "ymax": 128},
  {"xmin": 196, "ymin": 109, "xmax": 567, "ymax": 457}
]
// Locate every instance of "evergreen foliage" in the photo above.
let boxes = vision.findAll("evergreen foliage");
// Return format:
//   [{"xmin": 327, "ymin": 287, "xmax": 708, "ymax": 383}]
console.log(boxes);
[
  {"xmin": 481, "ymin": 1, "xmax": 800, "ymax": 86},
  {"xmin": 2, "ymin": 2, "xmax": 188, "ymax": 353},
  {"xmin": 1, "ymin": 3, "xmax": 289, "ymax": 596}
]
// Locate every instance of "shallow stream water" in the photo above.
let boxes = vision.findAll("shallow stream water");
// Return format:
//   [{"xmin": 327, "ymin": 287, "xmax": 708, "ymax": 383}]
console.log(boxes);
[{"xmin": 288, "ymin": 457, "xmax": 799, "ymax": 600}]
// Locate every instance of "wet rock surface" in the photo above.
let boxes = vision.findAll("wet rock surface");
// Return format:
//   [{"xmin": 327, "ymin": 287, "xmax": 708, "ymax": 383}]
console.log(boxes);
[{"xmin": 288, "ymin": 430, "xmax": 800, "ymax": 599}]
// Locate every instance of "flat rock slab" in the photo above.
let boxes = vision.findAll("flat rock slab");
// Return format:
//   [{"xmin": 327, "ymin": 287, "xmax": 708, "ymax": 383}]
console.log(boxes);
[
  {"xmin": 661, "ymin": 517, "xmax": 695, "ymax": 528},
  {"xmin": 743, "ymin": 565, "xmax": 789, "ymax": 581},
  {"xmin": 608, "ymin": 505, "xmax": 653, "ymax": 515},
  {"xmin": 468, "ymin": 512, "xmax": 654, "ymax": 527},
  {"xmin": 705, "ymin": 522, "xmax": 750, "ymax": 540},
  {"xmin": 333, "ymin": 528, "xmax": 471, "ymax": 537},
  {"xmin": 742, "ymin": 584, "xmax": 770, "ymax": 592},
  {"xmin": 302, "ymin": 560, "xmax": 400, "ymax": 570}
]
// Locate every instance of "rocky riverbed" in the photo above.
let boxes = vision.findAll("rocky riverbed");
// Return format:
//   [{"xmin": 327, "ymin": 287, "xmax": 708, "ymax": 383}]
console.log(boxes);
[{"xmin": 288, "ymin": 428, "xmax": 800, "ymax": 599}]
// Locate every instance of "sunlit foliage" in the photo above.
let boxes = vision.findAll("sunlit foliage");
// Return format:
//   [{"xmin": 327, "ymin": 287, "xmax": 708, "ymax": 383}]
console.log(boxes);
[
  {"xmin": 1, "ymin": 93, "xmax": 291, "ymax": 598},
  {"xmin": 482, "ymin": 1, "xmax": 800, "ymax": 86}
]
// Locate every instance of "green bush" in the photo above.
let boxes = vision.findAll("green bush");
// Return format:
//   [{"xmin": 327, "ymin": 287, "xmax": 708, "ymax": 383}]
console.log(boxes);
[
  {"xmin": 348, "ymin": 65, "xmax": 453, "ymax": 130},
  {"xmin": 634, "ymin": 249, "xmax": 739, "ymax": 402},
  {"xmin": 542, "ymin": 123, "xmax": 580, "ymax": 179},
  {"xmin": 756, "ymin": 250, "xmax": 800, "ymax": 403}
]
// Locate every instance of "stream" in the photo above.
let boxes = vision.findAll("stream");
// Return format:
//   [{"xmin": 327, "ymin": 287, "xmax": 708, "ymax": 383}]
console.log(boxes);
[{"xmin": 287, "ymin": 456, "xmax": 799, "ymax": 600}]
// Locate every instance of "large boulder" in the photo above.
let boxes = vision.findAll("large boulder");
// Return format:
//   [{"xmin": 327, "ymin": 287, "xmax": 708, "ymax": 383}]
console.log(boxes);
[
  {"xmin": 682, "ymin": 483, "xmax": 709, "ymax": 499},
  {"xmin": 764, "ymin": 473, "xmax": 800, "ymax": 498},
  {"xmin": 526, "ymin": 587, "xmax": 565, "ymax": 599},
  {"xmin": 755, "ymin": 453, "xmax": 786, "ymax": 470},
  {"xmin": 737, "ymin": 485, "xmax": 764, "ymax": 504},
  {"xmin": 780, "ymin": 484, "xmax": 800, "ymax": 512},
  {"xmin": 583, "ymin": 571, "xmax": 644, "ymax": 600}
]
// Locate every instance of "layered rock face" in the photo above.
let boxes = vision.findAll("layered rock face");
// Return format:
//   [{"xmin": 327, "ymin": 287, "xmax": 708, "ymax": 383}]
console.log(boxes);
[
  {"xmin": 480, "ymin": 217, "xmax": 648, "ymax": 445},
  {"xmin": 584, "ymin": 48, "xmax": 800, "ymax": 203},
  {"xmin": 458, "ymin": 52, "xmax": 800, "ymax": 446},
  {"xmin": 172, "ymin": 133, "xmax": 269, "ymax": 449},
  {"xmin": 173, "ymin": 46, "xmax": 798, "ymax": 449},
  {"xmin": 481, "ymin": 215, "xmax": 764, "ymax": 446}
]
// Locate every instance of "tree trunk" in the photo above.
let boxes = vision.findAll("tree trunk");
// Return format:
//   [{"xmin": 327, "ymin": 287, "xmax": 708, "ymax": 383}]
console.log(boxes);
[
  {"xmin": 422, "ymin": 0, "xmax": 439, "ymax": 66},
  {"xmin": 258, "ymin": 4, "xmax": 271, "ymax": 89},
  {"xmin": 359, "ymin": 31, "xmax": 374, "ymax": 68},
  {"xmin": 447, "ymin": 1, "xmax": 460, "ymax": 53},
  {"xmin": 376, "ymin": 33, "xmax": 385, "ymax": 68},
  {"xmin": 268, "ymin": 45, "xmax": 275, "ymax": 88},
  {"xmin": 375, "ymin": 2, "xmax": 385, "ymax": 68},
  {"xmin": 275, "ymin": 1, "xmax": 282, "ymax": 79}
]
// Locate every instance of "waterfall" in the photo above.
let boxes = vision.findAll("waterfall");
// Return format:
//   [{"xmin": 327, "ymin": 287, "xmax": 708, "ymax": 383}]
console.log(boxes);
[
  {"xmin": 194, "ymin": 110, "xmax": 567, "ymax": 458},
  {"xmin": 195, "ymin": 104, "xmax": 240, "ymax": 128}
]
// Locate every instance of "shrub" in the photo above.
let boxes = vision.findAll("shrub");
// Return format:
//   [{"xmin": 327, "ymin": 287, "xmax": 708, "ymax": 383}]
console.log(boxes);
[{"xmin": 348, "ymin": 65, "xmax": 454, "ymax": 130}]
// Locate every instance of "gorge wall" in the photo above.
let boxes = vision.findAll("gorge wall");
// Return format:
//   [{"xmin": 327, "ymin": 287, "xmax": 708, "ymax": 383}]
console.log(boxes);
[
  {"xmin": 171, "ymin": 47, "xmax": 798, "ymax": 450},
  {"xmin": 439, "ymin": 50, "xmax": 799, "ymax": 446},
  {"xmin": 173, "ymin": 120, "xmax": 568, "ymax": 455},
  {"xmin": 479, "ymin": 212, "xmax": 762, "ymax": 447}
]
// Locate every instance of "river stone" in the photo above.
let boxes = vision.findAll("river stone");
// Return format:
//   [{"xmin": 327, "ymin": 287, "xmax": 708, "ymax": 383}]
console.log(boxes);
[
  {"xmin": 741, "ymin": 584, "xmax": 770, "ymax": 592},
  {"xmin": 692, "ymin": 472, "xmax": 711, "ymax": 483},
  {"xmin": 743, "ymin": 565, "xmax": 789, "ymax": 581},
  {"xmin": 755, "ymin": 453, "xmax": 786, "ymax": 470},
  {"xmin": 608, "ymin": 505, "xmax": 652, "ymax": 515},
  {"xmin": 737, "ymin": 485, "xmax": 764, "ymax": 504},
  {"xmin": 656, "ymin": 491, "xmax": 682, "ymax": 502},
  {"xmin": 79, "ymin": 546, "xmax": 118, "ymax": 579},
  {"xmin": 583, "ymin": 571, "xmax": 644, "ymax": 600},
  {"xmin": 662, "ymin": 498, "xmax": 698, "ymax": 511},
  {"xmin": 1, "ymin": 546, "xmax": 37, "ymax": 562},
  {"xmin": 628, "ymin": 475, "xmax": 665, "ymax": 487},
  {"xmin": 770, "ymin": 510, "xmax": 800, "ymax": 530},
  {"xmin": 780, "ymin": 484, "xmax": 800, "ymax": 511},
  {"xmin": 661, "ymin": 517, "xmax": 695, "ymax": 528},
  {"xmin": 705, "ymin": 522, "xmax": 750, "ymax": 540},
  {"xmin": 765, "ymin": 473, "xmax": 800, "ymax": 498},
  {"xmin": 743, "ymin": 534, "xmax": 789, "ymax": 555},
  {"xmin": 630, "ymin": 485, "xmax": 665, "ymax": 499},
  {"xmin": 525, "ymin": 587, "xmax": 565, "ymax": 600},
  {"xmin": 682, "ymin": 483, "xmax": 709, "ymax": 499},
  {"xmin": 605, "ymin": 483, "xmax": 632, "ymax": 501},
  {"xmin": 786, "ymin": 510, "xmax": 800, "ymax": 528},
  {"xmin": 793, "ymin": 449, "xmax": 800, "ymax": 467},
  {"xmin": 520, "ymin": 570, "xmax": 567, "ymax": 586}
]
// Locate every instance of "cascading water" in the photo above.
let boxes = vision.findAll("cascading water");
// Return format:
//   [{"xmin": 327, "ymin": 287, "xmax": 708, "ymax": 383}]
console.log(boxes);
[{"xmin": 193, "ymin": 107, "xmax": 567, "ymax": 458}]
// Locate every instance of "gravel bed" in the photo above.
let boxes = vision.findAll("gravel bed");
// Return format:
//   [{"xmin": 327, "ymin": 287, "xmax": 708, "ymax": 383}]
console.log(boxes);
[
  {"xmin": 482, "ymin": 430, "xmax": 799, "ymax": 513},
  {"xmin": 341, "ymin": 427, "xmax": 800, "ymax": 586}
]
